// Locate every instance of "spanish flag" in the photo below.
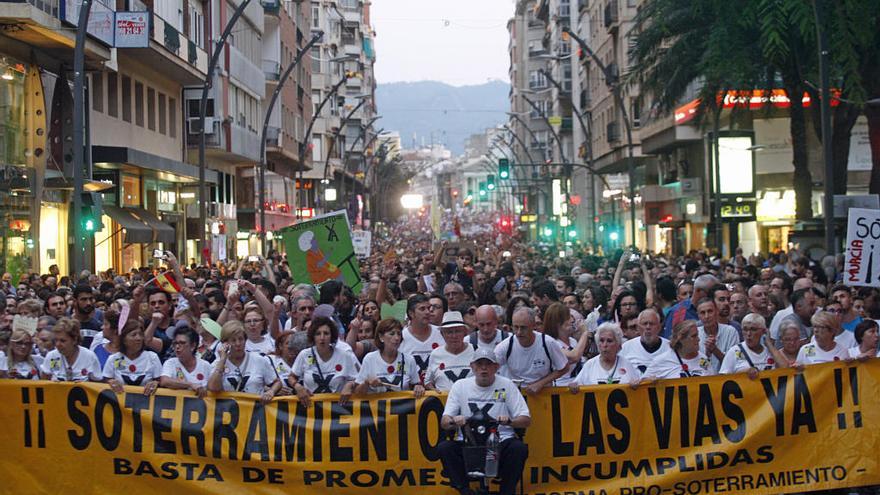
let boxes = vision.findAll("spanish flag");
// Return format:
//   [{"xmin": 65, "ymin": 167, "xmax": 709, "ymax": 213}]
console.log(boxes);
[{"xmin": 151, "ymin": 271, "xmax": 181, "ymax": 294}]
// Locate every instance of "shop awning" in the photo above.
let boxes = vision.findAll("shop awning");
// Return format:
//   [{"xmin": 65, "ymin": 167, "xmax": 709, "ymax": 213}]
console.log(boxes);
[
  {"xmin": 132, "ymin": 209, "xmax": 176, "ymax": 244},
  {"xmin": 102, "ymin": 206, "xmax": 153, "ymax": 244}
]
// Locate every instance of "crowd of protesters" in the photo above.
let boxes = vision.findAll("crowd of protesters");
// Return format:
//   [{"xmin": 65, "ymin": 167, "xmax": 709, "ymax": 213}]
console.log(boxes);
[{"xmin": 0, "ymin": 210, "xmax": 877, "ymax": 403}]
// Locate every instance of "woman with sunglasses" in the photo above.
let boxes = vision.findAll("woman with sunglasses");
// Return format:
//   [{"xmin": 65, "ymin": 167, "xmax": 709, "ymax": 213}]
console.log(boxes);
[
  {"xmin": 40, "ymin": 317, "xmax": 102, "ymax": 382},
  {"xmin": 208, "ymin": 321, "xmax": 280, "ymax": 404},
  {"xmin": 796, "ymin": 311, "xmax": 852, "ymax": 365},
  {"xmin": 0, "ymin": 328, "xmax": 43, "ymax": 380},
  {"xmin": 290, "ymin": 316, "xmax": 358, "ymax": 408},
  {"xmin": 103, "ymin": 319, "xmax": 163, "ymax": 396},
  {"xmin": 159, "ymin": 326, "xmax": 213, "ymax": 398},
  {"xmin": 269, "ymin": 331, "xmax": 298, "ymax": 395},
  {"xmin": 644, "ymin": 320, "xmax": 715, "ymax": 379}
]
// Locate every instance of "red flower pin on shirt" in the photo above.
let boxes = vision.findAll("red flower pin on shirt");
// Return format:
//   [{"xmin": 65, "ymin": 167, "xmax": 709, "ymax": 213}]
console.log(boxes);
[
  {"xmin": 432, "ymin": 343, "xmax": 439, "ymax": 349},
  {"xmin": 129, "ymin": 364, "xmax": 137, "ymax": 372},
  {"xmin": 439, "ymin": 363, "xmax": 446, "ymax": 370},
  {"xmin": 681, "ymin": 363, "xmax": 689, "ymax": 372},
  {"xmin": 387, "ymin": 366, "xmax": 395, "ymax": 374},
  {"xmin": 335, "ymin": 364, "xmax": 343, "ymax": 372},
  {"xmin": 196, "ymin": 373, "xmax": 204, "ymax": 380}
]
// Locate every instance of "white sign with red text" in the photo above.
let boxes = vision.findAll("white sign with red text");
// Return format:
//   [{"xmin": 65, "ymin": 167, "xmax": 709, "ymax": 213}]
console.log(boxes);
[{"xmin": 845, "ymin": 208, "xmax": 880, "ymax": 288}]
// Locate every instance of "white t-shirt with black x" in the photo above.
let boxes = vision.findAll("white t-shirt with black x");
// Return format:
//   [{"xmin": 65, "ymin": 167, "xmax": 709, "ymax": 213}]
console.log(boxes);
[
  {"xmin": 443, "ymin": 374, "xmax": 530, "ymax": 442},
  {"xmin": 494, "ymin": 332, "xmax": 568, "ymax": 384}
]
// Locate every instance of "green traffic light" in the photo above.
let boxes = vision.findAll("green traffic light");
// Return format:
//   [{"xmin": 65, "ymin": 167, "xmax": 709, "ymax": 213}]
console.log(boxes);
[
  {"xmin": 479, "ymin": 189, "xmax": 487, "ymax": 196},
  {"xmin": 543, "ymin": 227, "xmax": 553, "ymax": 237},
  {"xmin": 500, "ymin": 169, "xmax": 509, "ymax": 179},
  {"xmin": 487, "ymin": 183, "xmax": 496, "ymax": 191},
  {"xmin": 568, "ymin": 230, "xmax": 577, "ymax": 238},
  {"xmin": 84, "ymin": 219, "xmax": 95, "ymax": 231},
  {"xmin": 609, "ymin": 231, "xmax": 619, "ymax": 241}
]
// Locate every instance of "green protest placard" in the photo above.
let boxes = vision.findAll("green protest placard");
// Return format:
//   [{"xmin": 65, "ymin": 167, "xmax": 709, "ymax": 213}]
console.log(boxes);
[
  {"xmin": 380, "ymin": 300, "xmax": 408, "ymax": 323},
  {"xmin": 279, "ymin": 210, "xmax": 362, "ymax": 292}
]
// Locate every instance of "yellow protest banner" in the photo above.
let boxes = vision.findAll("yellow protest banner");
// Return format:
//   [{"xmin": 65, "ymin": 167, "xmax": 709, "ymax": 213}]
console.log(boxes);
[{"xmin": 0, "ymin": 360, "xmax": 878, "ymax": 494}]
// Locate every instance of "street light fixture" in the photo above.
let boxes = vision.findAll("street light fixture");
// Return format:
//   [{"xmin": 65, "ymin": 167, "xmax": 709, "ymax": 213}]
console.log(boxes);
[
  {"xmin": 258, "ymin": 30, "xmax": 324, "ymax": 254},
  {"xmin": 562, "ymin": 26, "xmax": 638, "ymax": 249}
]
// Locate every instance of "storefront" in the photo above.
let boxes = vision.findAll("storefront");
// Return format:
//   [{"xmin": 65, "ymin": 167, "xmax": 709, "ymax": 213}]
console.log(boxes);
[{"xmin": 92, "ymin": 146, "xmax": 211, "ymax": 273}]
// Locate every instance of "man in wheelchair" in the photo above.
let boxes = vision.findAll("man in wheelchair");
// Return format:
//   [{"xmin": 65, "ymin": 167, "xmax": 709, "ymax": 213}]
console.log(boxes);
[{"xmin": 439, "ymin": 348, "xmax": 530, "ymax": 495}]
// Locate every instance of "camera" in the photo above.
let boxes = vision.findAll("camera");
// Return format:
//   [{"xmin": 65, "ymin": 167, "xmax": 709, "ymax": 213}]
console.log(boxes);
[
  {"xmin": 248, "ymin": 255, "xmax": 259, "ymax": 262},
  {"xmin": 153, "ymin": 249, "xmax": 165, "ymax": 259}
]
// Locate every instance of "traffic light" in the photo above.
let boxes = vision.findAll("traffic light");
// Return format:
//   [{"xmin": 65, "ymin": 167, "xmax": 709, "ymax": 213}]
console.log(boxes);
[
  {"xmin": 499, "ymin": 158, "xmax": 510, "ymax": 180},
  {"xmin": 478, "ymin": 182, "xmax": 487, "ymax": 201},
  {"xmin": 81, "ymin": 192, "xmax": 103, "ymax": 232},
  {"xmin": 567, "ymin": 228, "xmax": 578, "ymax": 239},
  {"xmin": 497, "ymin": 215, "xmax": 513, "ymax": 234},
  {"xmin": 541, "ymin": 225, "xmax": 555, "ymax": 238},
  {"xmin": 487, "ymin": 174, "xmax": 496, "ymax": 191}
]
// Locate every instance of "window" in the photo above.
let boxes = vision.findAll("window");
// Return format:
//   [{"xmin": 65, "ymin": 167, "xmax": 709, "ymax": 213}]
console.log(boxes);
[
  {"xmin": 631, "ymin": 96, "xmax": 642, "ymax": 128},
  {"xmin": 169, "ymin": 98, "xmax": 177, "ymax": 138},
  {"xmin": 311, "ymin": 47, "xmax": 322, "ymax": 73},
  {"xmin": 121, "ymin": 75, "xmax": 132, "ymax": 123},
  {"xmin": 311, "ymin": 134, "xmax": 322, "ymax": 161},
  {"xmin": 158, "ymin": 93, "xmax": 167, "ymax": 135},
  {"xmin": 147, "ymin": 87, "xmax": 156, "ymax": 131},
  {"xmin": 311, "ymin": 4, "xmax": 320, "ymax": 29},
  {"xmin": 312, "ymin": 90, "xmax": 321, "ymax": 115},
  {"xmin": 91, "ymin": 73, "xmax": 103, "ymax": 112},
  {"xmin": 134, "ymin": 81, "xmax": 144, "ymax": 127},
  {"xmin": 189, "ymin": 3, "xmax": 204, "ymax": 48},
  {"xmin": 529, "ymin": 100, "xmax": 548, "ymax": 118},
  {"xmin": 107, "ymin": 73, "xmax": 118, "ymax": 117},
  {"xmin": 529, "ymin": 70, "xmax": 547, "ymax": 90}
]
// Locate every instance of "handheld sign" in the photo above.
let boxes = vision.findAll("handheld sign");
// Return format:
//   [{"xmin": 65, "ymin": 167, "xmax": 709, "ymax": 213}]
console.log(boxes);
[{"xmin": 845, "ymin": 208, "xmax": 880, "ymax": 287}]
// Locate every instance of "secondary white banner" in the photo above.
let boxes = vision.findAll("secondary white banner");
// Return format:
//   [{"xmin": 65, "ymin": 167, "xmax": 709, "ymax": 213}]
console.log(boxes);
[{"xmin": 845, "ymin": 207, "xmax": 880, "ymax": 288}]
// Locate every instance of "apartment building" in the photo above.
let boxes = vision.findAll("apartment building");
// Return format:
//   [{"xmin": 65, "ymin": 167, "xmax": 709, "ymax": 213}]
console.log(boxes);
[
  {"xmin": 0, "ymin": 0, "xmax": 225, "ymax": 273},
  {"xmin": 305, "ymin": 0, "xmax": 376, "ymax": 227}
]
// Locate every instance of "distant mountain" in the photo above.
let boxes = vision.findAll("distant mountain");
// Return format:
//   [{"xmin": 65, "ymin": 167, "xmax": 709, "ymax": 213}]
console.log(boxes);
[{"xmin": 375, "ymin": 80, "xmax": 510, "ymax": 156}]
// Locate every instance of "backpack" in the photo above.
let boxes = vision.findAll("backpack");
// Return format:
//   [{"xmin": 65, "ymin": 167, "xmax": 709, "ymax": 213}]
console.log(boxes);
[
  {"xmin": 469, "ymin": 329, "xmax": 509, "ymax": 350},
  {"xmin": 505, "ymin": 332, "xmax": 554, "ymax": 372}
]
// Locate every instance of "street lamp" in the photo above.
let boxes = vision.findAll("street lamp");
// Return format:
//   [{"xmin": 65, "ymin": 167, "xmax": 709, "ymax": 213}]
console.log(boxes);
[
  {"xmin": 258, "ymin": 31, "xmax": 324, "ymax": 254},
  {"xmin": 198, "ymin": 0, "xmax": 256, "ymax": 263},
  {"xmin": 323, "ymin": 94, "xmax": 371, "ymax": 185},
  {"xmin": 563, "ymin": 26, "xmax": 638, "ymax": 249},
  {"xmin": 297, "ymin": 74, "xmax": 350, "ymax": 218},
  {"xmin": 540, "ymin": 67, "xmax": 600, "ymax": 252}
]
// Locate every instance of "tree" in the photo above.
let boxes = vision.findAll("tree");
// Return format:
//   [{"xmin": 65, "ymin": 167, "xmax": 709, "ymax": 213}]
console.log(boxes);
[{"xmin": 629, "ymin": 0, "xmax": 819, "ymax": 219}]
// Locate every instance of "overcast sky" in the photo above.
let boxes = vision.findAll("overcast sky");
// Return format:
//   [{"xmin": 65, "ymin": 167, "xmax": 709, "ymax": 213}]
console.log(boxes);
[{"xmin": 371, "ymin": 0, "xmax": 514, "ymax": 87}]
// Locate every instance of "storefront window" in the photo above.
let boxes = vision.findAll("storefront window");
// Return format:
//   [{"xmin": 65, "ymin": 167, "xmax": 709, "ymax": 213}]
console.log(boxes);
[
  {"xmin": 122, "ymin": 175, "xmax": 141, "ymax": 206},
  {"xmin": 0, "ymin": 60, "xmax": 34, "ymax": 279}
]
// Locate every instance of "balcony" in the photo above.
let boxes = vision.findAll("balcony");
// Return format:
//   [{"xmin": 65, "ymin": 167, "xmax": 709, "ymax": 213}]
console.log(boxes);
[
  {"xmin": 262, "ymin": 60, "xmax": 280, "ymax": 81},
  {"xmin": 604, "ymin": 0, "xmax": 619, "ymax": 32},
  {"xmin": 146, "ymin": 13, "xmax": 209, "ymax": 84},
  {"xmin": 260, "ymin": 0, "xmax": 279, "ymax": 16},
  {"xmin": 229, "ymin": 45, "xmax": 266, "ymax": 98},
  {"xmin": 0, "ymin": 0, "xmax": 111, "ymax": 66}
]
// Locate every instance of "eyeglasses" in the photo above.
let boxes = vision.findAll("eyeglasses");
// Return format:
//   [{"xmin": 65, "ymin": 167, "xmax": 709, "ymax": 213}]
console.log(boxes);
[
  {"xmin": 172, "ymin": 341, "xmax": 190, "ymax": 347},
  {"xmin": 244, "ymin": 319, "xmax": 264, "ymax": 325}
]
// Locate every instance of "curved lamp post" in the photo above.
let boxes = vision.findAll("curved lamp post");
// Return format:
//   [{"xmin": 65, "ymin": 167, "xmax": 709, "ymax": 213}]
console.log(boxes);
[
  {"xmin": 563, "ymin": 26, "xmax": 638, "ymax": 248},
  {"xmin": 258, "ymin": 30, "xmax": 324, "ymax": 254},
  {"xmin": 198, "ymin": 0, "xmax": 255, "ymax": 263},
  {"xmin": 297, "ymin": 74, "xmax": 349, "ymax": 219}
]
